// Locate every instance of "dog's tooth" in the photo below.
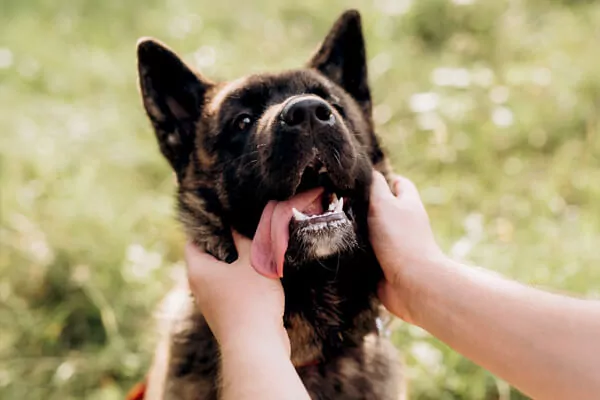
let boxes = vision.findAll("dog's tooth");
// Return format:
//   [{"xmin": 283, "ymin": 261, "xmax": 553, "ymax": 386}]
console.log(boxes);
[
  {"xmin": 328, "ymin": 193, "xmax": 338, "ymax": 211},
  {"xmin": 318, "ymin": 165, "xmax": 327, "ymax": 174},
  {"xmin": 335, "ymin": 197, "xmax": 344, "ymax": 213},
  {"xmin": 292, "ymin": 208, "xmax": 308, "ymax": 221}
]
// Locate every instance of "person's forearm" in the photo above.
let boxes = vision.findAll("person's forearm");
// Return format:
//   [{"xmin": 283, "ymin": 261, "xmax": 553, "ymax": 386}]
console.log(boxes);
[
  {"xmin": 219, "ymin": 331, "xmax": 310, "ymax": 400},
  {"xmin": 408, "ymin": 258, "xmax": 600, "ymax": 399}
]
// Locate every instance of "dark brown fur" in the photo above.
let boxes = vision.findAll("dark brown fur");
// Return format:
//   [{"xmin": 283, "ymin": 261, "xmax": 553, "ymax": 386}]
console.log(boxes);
[{"xmin": 137, "ymin": 10, "xmax": 404, "ymax": 400}]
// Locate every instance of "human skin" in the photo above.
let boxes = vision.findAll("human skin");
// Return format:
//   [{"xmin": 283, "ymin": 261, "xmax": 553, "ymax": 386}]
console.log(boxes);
[
  {"xmin": 369, "ymin": 171, "xmax": 600, "ymax": 400},
  {"xmin": 185, "ymin": 232, "xmax": 310, "ymax": 400},
  {"xmin": 186, "ymin": 171, "xmax": 600, "ymax": 400}
]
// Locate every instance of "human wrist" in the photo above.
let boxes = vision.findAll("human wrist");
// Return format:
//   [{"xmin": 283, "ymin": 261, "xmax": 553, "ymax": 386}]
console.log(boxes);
[
  {"xmin": 219, "ymin": 329, "xmax": 292, "ymax": 382},
  {"xmin": 218, "ymin": 324, "xmax": 306, "ymax": 400},
  {"xmin": 398, "ymin": 253, "xmax": 455, "ymax": 326},
  {"xmin": 219, "ymin": 321, "xmax": 290, "ymax": 358}
]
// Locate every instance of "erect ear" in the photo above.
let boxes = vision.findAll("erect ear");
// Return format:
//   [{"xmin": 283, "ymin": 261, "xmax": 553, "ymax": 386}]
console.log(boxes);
[
  {"xmin": 308, "ymin": 10, "xmax": 371, "ymax": 116},
  {"xmin": 137, "ymin": 38, "xmax": 212, "ymax": 179}
]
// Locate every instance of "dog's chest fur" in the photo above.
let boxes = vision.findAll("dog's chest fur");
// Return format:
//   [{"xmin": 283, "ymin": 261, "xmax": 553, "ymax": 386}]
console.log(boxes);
[{"xmin": 144, "ymin": 258, "xmax": 403, "ymax": 400}]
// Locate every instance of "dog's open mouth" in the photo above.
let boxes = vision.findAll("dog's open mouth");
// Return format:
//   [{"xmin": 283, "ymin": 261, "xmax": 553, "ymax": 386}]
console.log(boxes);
[
  {"xmin": 291, "ymin": 191, "xmax": 349, "ymax": 232},
  {"xmin": 250, "ymin": 163, "xmax": 356, "ymax": 279},
  {"xmin": 292, "ymin": 158, "xmax": 353, "ymax": 227}
]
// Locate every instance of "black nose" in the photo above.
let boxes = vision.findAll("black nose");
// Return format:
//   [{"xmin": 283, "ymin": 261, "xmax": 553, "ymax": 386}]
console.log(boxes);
[{"xmin": 280, "ymin": 96, "xmax": 334, "ymax": 128}]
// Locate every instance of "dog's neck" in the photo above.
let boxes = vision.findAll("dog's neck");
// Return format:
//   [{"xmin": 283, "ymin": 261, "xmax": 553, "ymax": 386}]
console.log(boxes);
[{"xmin": 282, "ymin": 249, "xmax": 383, "ymax": 367}]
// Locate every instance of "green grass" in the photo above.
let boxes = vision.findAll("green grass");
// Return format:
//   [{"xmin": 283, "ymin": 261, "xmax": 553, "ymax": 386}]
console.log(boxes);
[{"xmin": 1, "ymin": 0, "xmax": 599, "ymax": 398}]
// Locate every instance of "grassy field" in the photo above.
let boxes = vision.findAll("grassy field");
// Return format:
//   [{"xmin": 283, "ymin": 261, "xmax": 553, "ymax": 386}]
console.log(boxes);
[{"xmin": 1, "ymin": 0, "xmax": 599, "ymax": 398}]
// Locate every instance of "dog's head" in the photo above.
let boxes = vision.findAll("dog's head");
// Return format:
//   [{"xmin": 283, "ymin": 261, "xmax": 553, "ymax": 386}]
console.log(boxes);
[{"xmin": 137, "ymin": 10, "xmax": 390, "ymax": 278}]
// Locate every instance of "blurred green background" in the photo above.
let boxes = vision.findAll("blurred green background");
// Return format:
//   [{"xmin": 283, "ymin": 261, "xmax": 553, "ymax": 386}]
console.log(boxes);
[{"xmin": 1, "ymin": 0, "xmax": 599, "ymax": 398}]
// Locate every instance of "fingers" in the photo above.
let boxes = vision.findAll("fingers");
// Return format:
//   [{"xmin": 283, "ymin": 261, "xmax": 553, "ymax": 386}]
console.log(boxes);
[
  {"xmin": 372, "ymin": 170, "xmax": 421, "ymax": 202},
  {"xmin": 184, "ymin": 241, "xmax": 217, "ymax": 266},
  {"xmin": 185, "ymin": 241, "xmax": 219, "ymax": 287},
  {"xmin": 184, "ymin": 231, "xmax": 251, "ymax": 274},
  {"xmin": 371, "ymin": 170, "xmax": 395, "ymax": 201},
  {"xmin": 393, "ymin": 176, "xmax": 415, "ymax": 196},
  {"xmin": 392, "ymin": 175, "xmax": 421, "ymax": 204},
  {"xmin": 231, "ymin": 230, "xmax": 252, "ymax": 258},
  {"xmin": 392, "ymin": 176, "xmax": 403, "ymax": 197}
]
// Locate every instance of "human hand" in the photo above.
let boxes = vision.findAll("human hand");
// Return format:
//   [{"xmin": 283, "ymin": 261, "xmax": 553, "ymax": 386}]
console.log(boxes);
[
  {"xmin": 185, "ymin": 231, "xmax": 289, "ymax": 355},
  {"xmin": 368, "ymin": 171, "xmax": 447, "ymax": 323}
]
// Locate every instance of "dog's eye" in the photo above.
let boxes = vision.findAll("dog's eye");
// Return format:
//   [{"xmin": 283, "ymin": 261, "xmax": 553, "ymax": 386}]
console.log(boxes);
[{"xmin": 234, "ymin": 114, "xmax": 254, "ymax": 131}]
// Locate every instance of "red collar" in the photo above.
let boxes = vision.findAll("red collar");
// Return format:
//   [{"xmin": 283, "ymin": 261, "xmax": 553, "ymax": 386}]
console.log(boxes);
[{"xmin": 126, "ymin": 381, "xmax": 146, "ymax": 400}]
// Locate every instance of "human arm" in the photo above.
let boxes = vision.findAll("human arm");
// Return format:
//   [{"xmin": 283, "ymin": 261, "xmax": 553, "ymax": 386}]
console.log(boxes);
[
  {"xmin": 185, "ymin": 232, "xmax": 310, "ymax": 400},
  {"xmin": 369, "ymin": 171, "xmax": 600, "ymax": 400}
]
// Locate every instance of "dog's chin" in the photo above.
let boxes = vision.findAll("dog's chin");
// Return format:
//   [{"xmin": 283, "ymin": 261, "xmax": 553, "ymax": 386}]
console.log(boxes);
[{"xmin": 287, "ymin": 224, "xmax": 358, "ymax": 265}]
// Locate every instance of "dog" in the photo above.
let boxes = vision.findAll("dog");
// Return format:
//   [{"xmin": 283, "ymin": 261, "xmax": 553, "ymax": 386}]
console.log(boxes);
[{"xmin": 135, "ymin": 9, "xmax": 404, "ymax": 400}]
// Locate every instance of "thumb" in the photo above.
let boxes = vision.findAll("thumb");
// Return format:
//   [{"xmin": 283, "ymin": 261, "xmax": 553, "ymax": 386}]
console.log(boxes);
[
  {"xmin": 185, "ymin": 241, "xmax": 217, "ymax": 269},
  {"xmin": 231, "ymin": 230, "xmax": 252, "ymax": 259},
  {"xmin": 185, "ymin": 241, "xmax": 221, "ymax": 287}
]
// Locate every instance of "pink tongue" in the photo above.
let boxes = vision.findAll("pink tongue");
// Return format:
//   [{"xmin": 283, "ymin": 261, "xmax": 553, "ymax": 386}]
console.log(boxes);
[{"xmin": 250, "ymin": 188, "xmax": 324, "ymax": 278}]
